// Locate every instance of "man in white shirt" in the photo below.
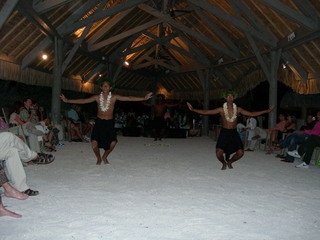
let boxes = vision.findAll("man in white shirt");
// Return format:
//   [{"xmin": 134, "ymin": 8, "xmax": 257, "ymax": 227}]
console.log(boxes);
[{"xmin": 246, "ymin": 117, "xmax": 257, "ymax": 141}]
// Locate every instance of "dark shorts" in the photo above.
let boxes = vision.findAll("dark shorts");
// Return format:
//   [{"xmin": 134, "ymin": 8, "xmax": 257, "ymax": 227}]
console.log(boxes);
[
  {"xmin": 216, "ymin": 128, "xmax": 243, "ymax": 154},
  {"xmin": 91, "ymin": 118, "xmax": 117, "ymax": 150},
  {"xmin": 153, "ymin": 117, "xmax": 166, "ymax": 129}
]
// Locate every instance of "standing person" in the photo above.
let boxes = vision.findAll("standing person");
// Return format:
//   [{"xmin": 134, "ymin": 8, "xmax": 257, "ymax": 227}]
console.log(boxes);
[
  {"xmin": 187, "ymin": 90, "xmax": 274, "ymax": 170},
  {"xmin": 60, "ymin": 78, "xmax": 152, "ymax": 165},
  {"xmin": 142, "ymin": 94, "xmax": 180, "ymax": 141}
]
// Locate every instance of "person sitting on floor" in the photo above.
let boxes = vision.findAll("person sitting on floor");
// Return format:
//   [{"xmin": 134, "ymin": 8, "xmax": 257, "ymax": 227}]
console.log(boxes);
[
  {"xmin": 0, "ymin": 165, "xmax": 28, "ymax": 218},
  {"xmin": 0, "ymin": 132, "xmax": 54, "ymax": 196}
]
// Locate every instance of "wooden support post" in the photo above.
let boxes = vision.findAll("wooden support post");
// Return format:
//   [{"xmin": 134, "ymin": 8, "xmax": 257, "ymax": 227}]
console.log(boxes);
[
  {"xmin": 268, "ymin": 49, "xmax": 281, "ymax": 128},
  {"xmin": 51, "ymin": 37, "xmax": 63, "ymax": 124},
  {"xmin": 197, "ymin": 68, "xmax": 211, "ymax": 136}
]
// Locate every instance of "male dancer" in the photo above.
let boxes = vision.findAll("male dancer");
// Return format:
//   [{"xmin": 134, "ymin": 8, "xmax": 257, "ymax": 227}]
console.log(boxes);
[
  {"xmin": 142, "ymin": 94, "xmax": 180, "ymax": 141},
  {"xmin": 187, "ymin": 90, "xmax": 274, "ymax": 170},
  {"xmin": 60, "ymin": 78, "xmax": 152, "ymax": 165}
]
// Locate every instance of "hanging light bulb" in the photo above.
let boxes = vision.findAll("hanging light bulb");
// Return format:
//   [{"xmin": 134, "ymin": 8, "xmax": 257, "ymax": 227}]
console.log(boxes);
[{"xmin": 41, "ymin": 54, "xmax": 48, "ymax": 60}]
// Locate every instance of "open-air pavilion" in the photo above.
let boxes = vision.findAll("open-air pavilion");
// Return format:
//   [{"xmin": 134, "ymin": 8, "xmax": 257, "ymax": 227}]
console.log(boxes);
[{"xmin": 0, "ymin": 1, "xmax": 320, "ymax": 239}]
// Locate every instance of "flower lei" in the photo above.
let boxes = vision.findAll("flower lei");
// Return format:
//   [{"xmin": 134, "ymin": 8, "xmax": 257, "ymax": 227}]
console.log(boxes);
[
  {"xmin": 99, "ymin": 92, "xmax": 112, "ymax": 112},
  {"xmin": 223, "ymin": 102, "xmax": 237, "ymax": 122}
]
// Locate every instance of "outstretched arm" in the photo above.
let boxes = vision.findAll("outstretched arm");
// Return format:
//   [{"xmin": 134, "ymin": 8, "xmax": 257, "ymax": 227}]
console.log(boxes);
[
  {"xmin": 187, "ymin": 102, "xmax": 220, "ymax": 115},
  {"xmin": 60, "ymin": 94, "xmax": 96, "ymax": 104},
  {"xmin": 142, "ymin": 102, "xmax": 154, "ymax": 107},
  {"xmin": 115, "ymin": 92, "xmax": 153, "ymax": 102},
  {"xmin": 239, "ymin": 106, "xmax": 274, "ymax": 117}
]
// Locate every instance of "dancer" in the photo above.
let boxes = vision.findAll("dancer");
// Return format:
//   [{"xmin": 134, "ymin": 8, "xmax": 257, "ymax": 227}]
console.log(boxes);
[
  {"xmin": 142, "ymin": 94, "xmax": 180, "ymax": 141},
  {"xmin": 60, "ymin": 78, "xmax": 152, "ymax": 165},
  {"xmin": 187, "ymin": 90, "xmax": 274, "ymax": 170}
]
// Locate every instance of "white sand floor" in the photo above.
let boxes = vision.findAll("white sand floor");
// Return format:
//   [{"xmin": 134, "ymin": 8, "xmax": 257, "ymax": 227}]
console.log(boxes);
[{"xmin": 1, "ymin": 136, "xmax": 320, "ymax": 240}]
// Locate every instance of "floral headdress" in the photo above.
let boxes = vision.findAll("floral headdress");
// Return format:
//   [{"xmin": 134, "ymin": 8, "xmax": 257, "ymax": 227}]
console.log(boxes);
[{"xmin": 221, "ymin": 89, "xmax": 238, "ymax": 99}]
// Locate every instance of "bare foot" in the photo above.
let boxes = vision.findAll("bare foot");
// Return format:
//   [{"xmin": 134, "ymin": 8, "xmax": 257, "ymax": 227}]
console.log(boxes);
[
  {"xmin": 227, "ymin": 162, "xmax": 233, "ymax": 169},
  {"xmin": 27, "ymin": 160, "xmax": 38, "ymax": 166},
  {"xmin": 103, "ymin": 158, "xmax": 109, "ymax": 164},
  {"xmin": 4, "ymin": 190, "xmax": 28, "ymax": 200},
  {"xmin": 221, "ymin": 163, "xmax": 227, "ymax": 170},
  {"xmin": 0, "ymin": 207, "xmax": 22, "ymax": 218},
  {"xmin": 96, "ymin": 160, "xmax": 102, "ymax": 165}
]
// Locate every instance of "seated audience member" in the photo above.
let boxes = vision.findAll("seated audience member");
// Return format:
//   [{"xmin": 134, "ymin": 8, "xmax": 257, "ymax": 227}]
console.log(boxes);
[
  {"xmin": 30, "ymin": 104, "xmax": 56, "ymax": 151},
  {"xmin": 66, "ymin": 104, "xmax": 87, "ymax": 142},
  {"xmin": 279, "ymin": 111, "xmax": 320, "ymax": 163},
  {"xmin": 287, "ymin": 134, "xmax": 320, "ymax": 168},
  {"xmin": 114, "ymin": 108, "xmax": 127, "ymax": 130},
  {"xmin": 268, "ymin": 113, "xmax": 287, "ymax": 144},
  {"xmin": 300, "ymin": 114, "xmax": 316, "ymax": 130},
  {"xmin": 170, "ymin": 109, "xmax": 180, "ymax": 129},
  {"xmin": 237, "ymin": 115, "xmax": 247, "ymax": 143},
  {"xmin": 245, "ymin": 116, "xmax": 257, "ymax": 140},
  {"xmin": 9, "ymin": 101, "xmax": 25, "ymax": 127},
  {"xmin": 136, "ymin": 112, "xmax": 149, "ymax": 128},
  {"xmin": 19, "ymin": 97, "xmax": 50, "ymax": 152},
  {"xmin": 0, "ymin": 165, "xmax": 28, "ymax": 218},
  {"xmin": 0, "ymin": 132, "xmax": 54, "ymax": 196},
  {"xmin": 239, "ymin": 116, "xmax": 257, "ymax": 150},
  {"xmin": 38, "ymin": 105, "xmax": 47, "ymax": 121},
  {"xmin": 283, "ymin": 115, "xmax": 297, "ymax": 135},
  {"xmin": 178, "ymin": 109, "xmax": 191, "ymax": 130},
  {"xmin": 38, "ymin": 105, "xmax": 63, "ymax": 146},
  {"xmin": 126, "ymin": 108, "xmax": 138, "ymax": 128},
  {"xmin": 247, "ymin": 113, "xmax": 287, "ymax": 152}
]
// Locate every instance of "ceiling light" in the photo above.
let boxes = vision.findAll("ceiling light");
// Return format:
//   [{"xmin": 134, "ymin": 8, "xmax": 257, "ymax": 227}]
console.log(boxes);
[
  {"xmin": 41, "ymin": 54, "xmax": 48, "ymax": 60},
  {"xmin": 124, "ymin": 61, "xmax": 129, "ymax": 66}
]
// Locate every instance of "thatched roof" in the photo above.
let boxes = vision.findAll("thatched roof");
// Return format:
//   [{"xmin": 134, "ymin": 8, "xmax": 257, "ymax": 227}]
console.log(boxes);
[
  {"xmin": 280, "ymin": 90, "xmax": 320, "ymax": 108},
  {"xmin": 1, "ymin": 0, "xmax": 320, "ymax": 99}
]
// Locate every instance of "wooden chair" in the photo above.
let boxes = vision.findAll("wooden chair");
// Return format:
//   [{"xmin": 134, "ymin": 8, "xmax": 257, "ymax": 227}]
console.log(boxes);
[{"xmin": 1, "ymin": 107, "xmax": 9, "ymax": 125}]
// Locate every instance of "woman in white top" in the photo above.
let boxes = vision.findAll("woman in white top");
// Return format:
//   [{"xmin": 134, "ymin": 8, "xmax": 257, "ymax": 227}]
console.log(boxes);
[{"xmin": 9, "ymin": 101, "xmax": 25, "ymax": 127}]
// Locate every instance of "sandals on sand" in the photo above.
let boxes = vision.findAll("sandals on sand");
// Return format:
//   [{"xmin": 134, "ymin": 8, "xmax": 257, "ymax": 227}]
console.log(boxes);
[
  {"xmin": 23, "ymin": 189, "xmax": 39, "ymax": 196},
  {"xmin": 32, "ymin": 153, "xmax": 55, "ymax": 165}
]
